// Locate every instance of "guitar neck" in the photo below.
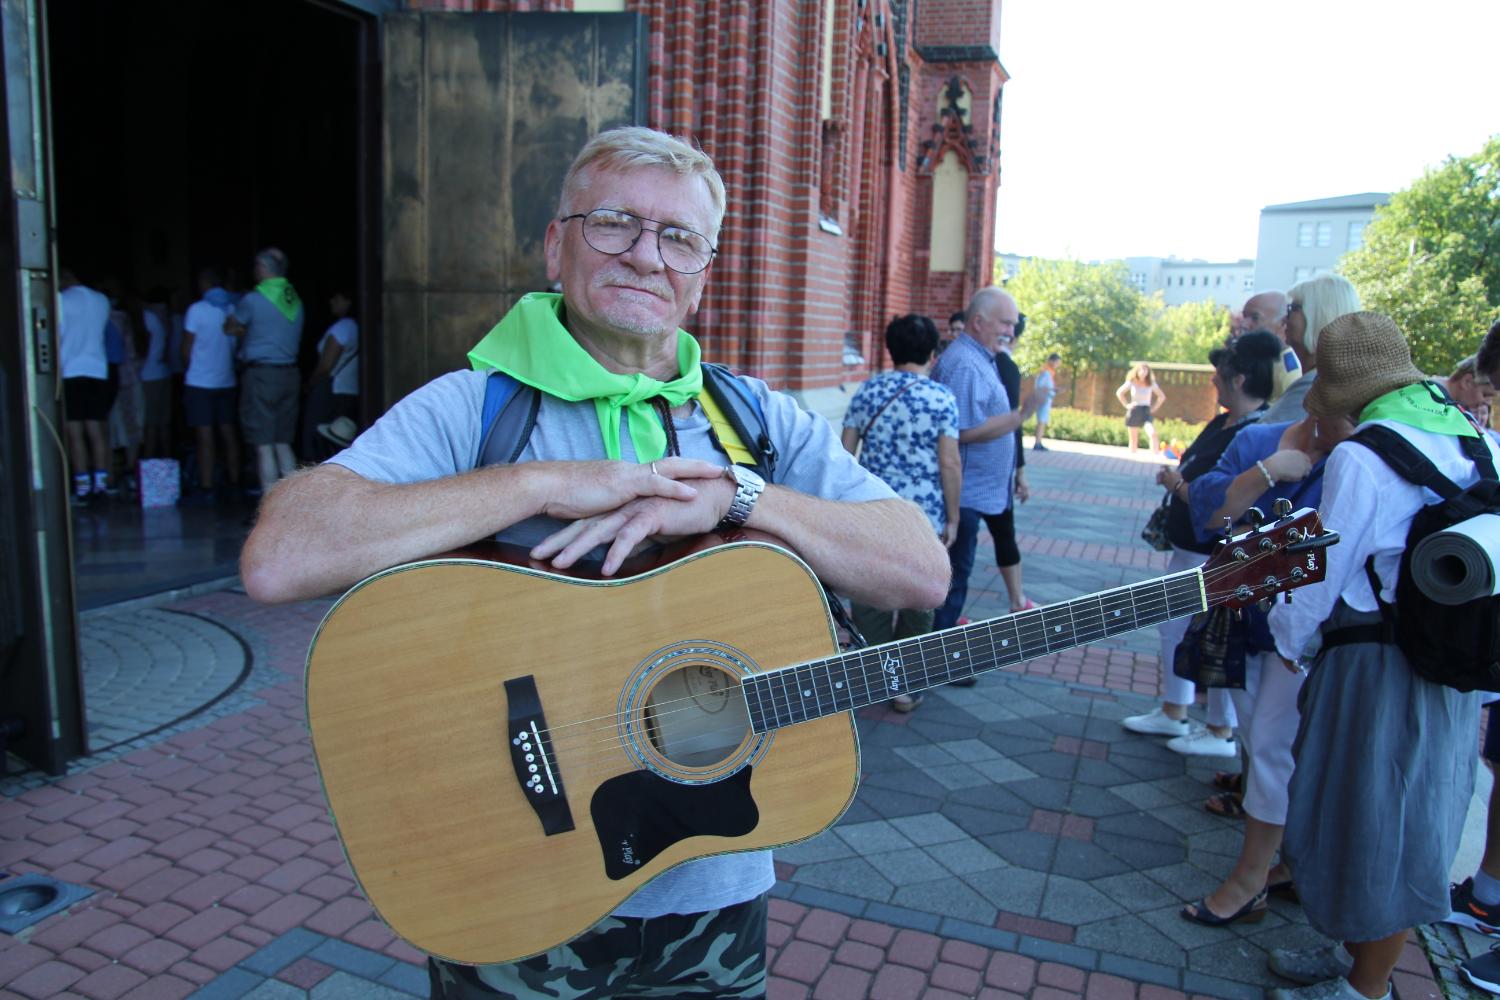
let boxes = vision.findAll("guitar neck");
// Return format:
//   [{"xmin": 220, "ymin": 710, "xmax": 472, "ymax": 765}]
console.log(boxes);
[{"xmin": 742, "ymin": 567, "xmax": 1206, "ymax": 733}]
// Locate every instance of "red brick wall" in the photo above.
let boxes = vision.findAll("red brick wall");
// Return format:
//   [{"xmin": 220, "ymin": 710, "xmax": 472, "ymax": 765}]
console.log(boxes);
[{"xmin": 407, "ymin": 0, "xmax": 1006, "ymax": 391}]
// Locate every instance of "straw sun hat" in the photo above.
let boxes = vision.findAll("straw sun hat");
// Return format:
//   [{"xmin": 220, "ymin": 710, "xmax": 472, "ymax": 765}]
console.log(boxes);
[{"xmin": 1304, "ymin": 311, "xmax": 1428, "ymax": 418}]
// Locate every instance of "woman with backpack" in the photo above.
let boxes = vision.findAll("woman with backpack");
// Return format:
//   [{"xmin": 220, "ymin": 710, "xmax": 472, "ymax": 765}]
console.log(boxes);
[{"xmin": 1260, "ymin": 313, "xmax": 1500, "ymax": 1000}]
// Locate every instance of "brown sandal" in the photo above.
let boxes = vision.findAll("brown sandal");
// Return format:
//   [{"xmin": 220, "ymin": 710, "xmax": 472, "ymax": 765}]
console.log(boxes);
[
  {"xmin": 1211, "ymin": 771, "xmax": 1243, "ymax": 793},
  {"xmin": 1205, "ymin": 791, "xmax": 1246, "ymax": 819}
]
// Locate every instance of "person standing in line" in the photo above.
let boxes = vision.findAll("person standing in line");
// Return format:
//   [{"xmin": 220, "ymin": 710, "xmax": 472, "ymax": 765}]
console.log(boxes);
[
  {"xmin": 58, "ymin": 269, "xmax": 115, "ymax": 504},
  {"xmin": 992, "ymin": 314, "xmax": 1035, "ymax": 613},
  {"xmin": 1262, "ymin": 275, "xmax": 1362, "ymax": 423},
  {"xmin": 301, "ymin": 289, "xmax": 360, "ymax": 459},
  {"xmin": 138, "ymin": 288, "xmax": 173, "ymax": 459},
  {"xmin": 225, "ymin": 247, "xmax": 304, "ymax": 494},
  {"xmin": 937, "ymin": 310, "xmax": 965, "ymax": 355},
  {"xmin": 181, "ymin": 268, "xmax": 242, "ymax": 505},
  {"xmin": 841, "ymin": 313, "xmax": 961, "ymax": 712},
  {"xmin": 1033, "ymin": 353, "xmax": 1059, "ymax": 450},
  {"xmin": 930, "ymin": 287, "xmax": 1040, "ymax": 668},
  {"xmin": 1116, "ymin": 362, "xmax": 1165, "ymax": 455}
]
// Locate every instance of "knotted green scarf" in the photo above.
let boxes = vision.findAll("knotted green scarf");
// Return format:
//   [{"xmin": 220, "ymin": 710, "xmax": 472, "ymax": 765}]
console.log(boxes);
[
  {"xmin": 256, "ymin": 278, "xmax": 302, "ymax": 323},
  {"xmin": 467, "ymin": 292, "xmax": 703, "ymax": 462},
  {"xmin": 1360, "ymin": 381, "xmax": 1479, "ymax": 438}
]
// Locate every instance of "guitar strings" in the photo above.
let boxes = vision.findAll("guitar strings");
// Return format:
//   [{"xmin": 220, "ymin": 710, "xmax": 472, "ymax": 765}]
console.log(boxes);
[
  {"xmin": 518, "ymin": 543, "xmax": 1313, "ymax": 769},
  {"xmin": 534, "ymin": 551, "xmax": 1298, "ymax": 761},
  {"xmin": 540, "ymin": 565, "xmax": 1294, "ymax": 767}
]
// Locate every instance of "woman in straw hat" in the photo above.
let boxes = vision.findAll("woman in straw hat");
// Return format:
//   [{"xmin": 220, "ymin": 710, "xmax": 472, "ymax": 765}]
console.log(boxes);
[{"xmin": 1260, "ymin": 312, "xmax": 1500, "ymax": 1000}]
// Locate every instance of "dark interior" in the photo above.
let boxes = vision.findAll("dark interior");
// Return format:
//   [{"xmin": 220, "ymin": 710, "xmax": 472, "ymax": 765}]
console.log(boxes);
[{"xmin": 47, "ymin": 0, "xmax": 361, "ymax": 353}]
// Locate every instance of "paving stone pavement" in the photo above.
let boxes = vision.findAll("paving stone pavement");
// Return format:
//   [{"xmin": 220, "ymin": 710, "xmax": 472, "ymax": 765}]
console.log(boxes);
[{"xmin": 0, "ymin": 439, "xmax": 1455, "ymax": 999}]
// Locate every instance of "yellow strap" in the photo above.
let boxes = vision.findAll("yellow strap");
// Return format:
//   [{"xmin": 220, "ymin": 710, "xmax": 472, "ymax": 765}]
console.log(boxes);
[{"xmin": 697, "ymin": 389, "xmax": 756, "ymax": 467}]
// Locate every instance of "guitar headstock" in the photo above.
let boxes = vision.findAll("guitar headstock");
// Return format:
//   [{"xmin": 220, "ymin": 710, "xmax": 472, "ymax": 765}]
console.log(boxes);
[{"xmin": 1201, "ymin": 506, "xmax": 1336, "ymax": 609}]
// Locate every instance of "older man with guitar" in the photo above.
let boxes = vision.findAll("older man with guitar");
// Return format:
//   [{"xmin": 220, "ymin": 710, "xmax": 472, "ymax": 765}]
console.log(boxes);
[{"xmin": 242, "ymin": 128, "xmax": 949, "ymax": 998}]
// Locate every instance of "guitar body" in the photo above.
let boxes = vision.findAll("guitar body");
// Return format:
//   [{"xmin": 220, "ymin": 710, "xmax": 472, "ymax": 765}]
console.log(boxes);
[{"xmin": 306, "ymin": 541, "xmax": 857, "ymax": 966}]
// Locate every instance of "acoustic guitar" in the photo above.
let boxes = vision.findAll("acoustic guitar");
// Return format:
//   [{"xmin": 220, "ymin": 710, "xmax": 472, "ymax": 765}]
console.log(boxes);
[{"xmin": 305, "ymin": 505, "xmax": 1332, "ymax": 965}]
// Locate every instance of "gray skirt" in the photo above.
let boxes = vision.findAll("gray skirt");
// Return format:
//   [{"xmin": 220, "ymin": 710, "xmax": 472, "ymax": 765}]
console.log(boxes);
[{"xmin": 1283, "ymin": 602, "xmax": 1480, "ymax": 941}]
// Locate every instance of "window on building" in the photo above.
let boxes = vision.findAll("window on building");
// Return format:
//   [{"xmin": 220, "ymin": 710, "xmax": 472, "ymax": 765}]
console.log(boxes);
[
  {"xmin": 1190, "ymin": 275, "xmax": 1196, "ymax": 286},
  {"xmin": 1294, "ymin": 266, "xmax": 1315, "ymax": 281},
  {"xmin": 1243, "ymin": 275, "xmax": 1254, "ymax": 290},
  {"xmin": 1214, "ymin": 275, "xmax": 1221, "ymax": 286},
  {"xmin": 1298, "ymin": 222, "xmax": 1314, "ymax": 247},
  {"xmin": 928, "ymin": 150, "xmax": 968, "ymax": 273},
  {"xmin": 1347, "ymin": 221, "xmax": 1366, "ymax": 251},
  {"xmin": 1316, "ymin": 222, "xmax": 1331, "ymax": 247}
]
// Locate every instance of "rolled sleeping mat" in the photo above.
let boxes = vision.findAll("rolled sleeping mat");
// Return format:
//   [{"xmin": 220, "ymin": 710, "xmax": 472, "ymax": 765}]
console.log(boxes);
[{"xmin": 1411, "ymin": 513, "xmax": 1500, "ymax": 605}]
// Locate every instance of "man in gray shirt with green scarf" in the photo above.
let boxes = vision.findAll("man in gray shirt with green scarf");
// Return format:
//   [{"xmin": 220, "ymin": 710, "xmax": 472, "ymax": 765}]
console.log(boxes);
[
  {"xmin": 242, "ymin": 127, "xmax": 948, "ymax": 999},
  {"xmin": 227, "ymin": 246, "xmax": 304, "ymax": 492}
]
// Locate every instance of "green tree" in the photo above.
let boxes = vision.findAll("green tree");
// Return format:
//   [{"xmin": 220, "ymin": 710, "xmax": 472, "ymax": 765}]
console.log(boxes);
[
  {"xmin": 1342, "ymin": 134, "xmax": 1500, "ymax": 374},
  {"xmin": 1006, "ymin": 258, "xmax": 1151, "ymax": 405},
  {"xmin": 1145, "ymin": 298, "xmax": 1232, "ymax": 365}
]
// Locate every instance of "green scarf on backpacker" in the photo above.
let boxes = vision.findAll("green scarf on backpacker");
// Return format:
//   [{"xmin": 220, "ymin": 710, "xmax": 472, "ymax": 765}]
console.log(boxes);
[
  {"xmin": 1360, "ymin": 381, "xmax": 1479, "ymax": 438},
  {"xmin": 467, "ymin": 292, "xmax": 703, "ymax": 462},
  {"xmin": 255, "ymin": 277, "xmax": 302, "ymax": 323}
]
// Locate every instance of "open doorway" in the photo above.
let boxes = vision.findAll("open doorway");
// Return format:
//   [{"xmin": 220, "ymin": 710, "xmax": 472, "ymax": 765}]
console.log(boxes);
[{"xmin": 47, "ymin": 0, "xmax": 369, "ymax": 608}]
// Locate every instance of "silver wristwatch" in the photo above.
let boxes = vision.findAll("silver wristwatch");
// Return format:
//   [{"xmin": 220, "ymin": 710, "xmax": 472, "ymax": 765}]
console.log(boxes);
[{"xmin": 718, "ymin": 464, "xmax": 765, "ymax": 528}]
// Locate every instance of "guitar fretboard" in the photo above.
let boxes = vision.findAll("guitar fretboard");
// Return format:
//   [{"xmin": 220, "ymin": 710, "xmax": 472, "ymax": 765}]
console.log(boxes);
[{"xmin": 741, "ymin": 568, "xmax": 1205, "ymax": 734}]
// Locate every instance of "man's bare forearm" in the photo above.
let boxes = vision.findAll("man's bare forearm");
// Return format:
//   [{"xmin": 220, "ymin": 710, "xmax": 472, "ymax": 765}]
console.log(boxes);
[
  {"xmin": 241, "ymin": 464, "xmax": 546, "ymax": 604},
  {"xmin": 747, "ymin": 491, "xmax": 948, "ymax": 610},
  {"xmin": 958, "ymin": 411, "xmax": 1022, "ymax": 444}
]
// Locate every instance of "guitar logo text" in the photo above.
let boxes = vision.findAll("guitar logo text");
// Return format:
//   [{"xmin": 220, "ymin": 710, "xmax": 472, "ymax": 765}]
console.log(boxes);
[{"xmin": 882, "ymin": 653, "xmax": 902, "ymax": 692}]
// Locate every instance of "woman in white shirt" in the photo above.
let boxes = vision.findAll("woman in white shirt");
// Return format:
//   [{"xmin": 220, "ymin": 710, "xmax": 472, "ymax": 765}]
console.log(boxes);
[
  {"xmin": 1115, "ymin": 362, "xmax": 1166, "ymax": 455},
  {"xmin": 1263, "ymin": 312, "xmax": 1498, "ymax": 1000}
]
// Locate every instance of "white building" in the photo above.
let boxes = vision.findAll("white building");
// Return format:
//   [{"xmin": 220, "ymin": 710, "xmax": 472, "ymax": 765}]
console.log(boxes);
[
  {"xmin": 1252, "ymin": 192, "xmax": 1389, "ymax": 291},
  {"xmin": 1124, "ymin": 257, "xmax": 1255, "ymax": 307}
]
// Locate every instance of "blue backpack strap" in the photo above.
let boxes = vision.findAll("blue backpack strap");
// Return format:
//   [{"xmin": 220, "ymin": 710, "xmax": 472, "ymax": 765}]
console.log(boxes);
[
  {"xmin": 477, "ymin": 372, "xmax": 542, "ymax": 467},
  {"xmin": 701, "ymin": 362, "xmax": 777, "ymax": 481}
]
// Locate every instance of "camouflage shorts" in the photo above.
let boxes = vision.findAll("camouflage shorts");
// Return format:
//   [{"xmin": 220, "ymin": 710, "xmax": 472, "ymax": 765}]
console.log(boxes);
[{"xmin": 427, "ymin": 894, "xmax": 768, "ymax": 999}]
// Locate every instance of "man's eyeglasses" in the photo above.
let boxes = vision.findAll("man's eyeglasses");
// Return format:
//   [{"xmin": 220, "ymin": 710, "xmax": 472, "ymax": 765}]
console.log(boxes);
[{"xmin": 559, "ymin": 209, "xmax": 717, "ymax": 274}]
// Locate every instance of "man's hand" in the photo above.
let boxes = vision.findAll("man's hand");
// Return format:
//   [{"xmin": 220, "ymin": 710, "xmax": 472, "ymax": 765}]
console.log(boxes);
[
  {"xmin": 532, "ymin": 461, "xmax": 734, "ymax": 575},
  {"xmin": 1014, "ymin": 470, "xmax": 1030, "ymax": 504},
  {"xmin": 535, "ymin": 457, "xmax": 724, "ymax": 522},
  {"xmin": 942, "ymin": 517, "xmax": 959, "ymax": 547}
]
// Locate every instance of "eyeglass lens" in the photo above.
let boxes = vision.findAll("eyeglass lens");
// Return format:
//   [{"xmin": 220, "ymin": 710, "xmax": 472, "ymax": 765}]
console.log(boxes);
[{"xmin": 580, "ymin": 210, "xmax": 713, "ymax": 273}]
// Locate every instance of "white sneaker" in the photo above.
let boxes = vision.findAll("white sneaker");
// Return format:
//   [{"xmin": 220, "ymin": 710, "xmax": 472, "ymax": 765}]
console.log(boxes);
[
  {"xmin": 1120, "ymin": 707, "xmax": 1190, "ymax": 737},
  {"xmin": 1165, "ymin": 726, "xmax": 1237, "ymax": 758},
  {"xmin": 1267, "ymin": 978, "xmax": 1388, "ymax": 1000},
  {"xmin": 1268, "ymin": 944, "xmax": 1354, "ymax": 986}
]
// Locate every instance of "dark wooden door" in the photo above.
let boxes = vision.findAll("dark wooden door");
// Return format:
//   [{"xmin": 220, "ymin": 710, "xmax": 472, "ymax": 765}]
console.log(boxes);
[{"xmin": 380, "ymin": 11, "xmax": 646, "ymax": 408}]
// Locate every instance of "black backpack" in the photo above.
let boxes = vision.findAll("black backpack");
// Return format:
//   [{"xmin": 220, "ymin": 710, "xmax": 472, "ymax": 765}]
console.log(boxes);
[{"xmin": 1343, "ymin": 425, "xmax": 1500, "ymax": 692}]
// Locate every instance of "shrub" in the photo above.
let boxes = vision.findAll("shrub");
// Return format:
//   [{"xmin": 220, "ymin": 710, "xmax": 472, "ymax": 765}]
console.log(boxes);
[{"xmin": 1025, "ymin": 407, "xmax": 1205, "ymax": 452}]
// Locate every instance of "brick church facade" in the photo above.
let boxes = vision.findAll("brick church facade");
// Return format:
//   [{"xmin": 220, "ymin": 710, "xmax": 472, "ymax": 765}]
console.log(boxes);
[{"xmin": 414, "ymin": 0, "xmax": 1008, "ymax": 396}]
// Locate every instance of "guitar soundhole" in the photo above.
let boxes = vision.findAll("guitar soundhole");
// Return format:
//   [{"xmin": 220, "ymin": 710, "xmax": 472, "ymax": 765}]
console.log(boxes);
[{"xmin": 642, "ymin": 664, "xmax": 751, "ymax": 769}]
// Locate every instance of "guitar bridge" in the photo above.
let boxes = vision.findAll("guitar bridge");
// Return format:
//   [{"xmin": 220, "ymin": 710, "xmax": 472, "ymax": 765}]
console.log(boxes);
[{"xmin": 504, "ymin": 676, "xmax": 575, "ymax": 835}]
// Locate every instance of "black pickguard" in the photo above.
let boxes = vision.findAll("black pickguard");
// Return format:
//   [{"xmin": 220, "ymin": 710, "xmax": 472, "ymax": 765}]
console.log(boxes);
[{"xmin": 590, "ymin": 767, "xmax": 759, "ymax": 880}]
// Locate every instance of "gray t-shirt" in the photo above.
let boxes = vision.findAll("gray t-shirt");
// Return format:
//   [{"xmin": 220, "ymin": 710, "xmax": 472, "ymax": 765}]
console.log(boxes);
[
  {"xmin": 329, "ymin": 368, "xmax": 896, "ymax": 919},
  {"xmin": 234, "ymin": 290, "xmax": 304, "ymax": 365}
]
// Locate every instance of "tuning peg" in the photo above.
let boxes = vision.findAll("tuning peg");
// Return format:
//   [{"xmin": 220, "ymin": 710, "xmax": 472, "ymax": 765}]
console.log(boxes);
[
  {"xmin": 1222, "ymin": 516, "xmax": 1234, "ymax": 538},
  {"xmin": 1257, "ymin": 598, "xmax": 1272, "ymax": 613},
  {"xmin": 1273, "ymin": 498, "xmax": 1293, "ymax": 517},
  {"xmin": 1245, "ymin": 506, "xmax": 1265, "ymax": 525}
]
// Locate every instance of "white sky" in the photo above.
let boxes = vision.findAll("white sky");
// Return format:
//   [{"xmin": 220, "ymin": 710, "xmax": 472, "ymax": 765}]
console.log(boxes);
[{"xmin": 994, "ymin": 0, "xmax": 1500, "ymax": 263}]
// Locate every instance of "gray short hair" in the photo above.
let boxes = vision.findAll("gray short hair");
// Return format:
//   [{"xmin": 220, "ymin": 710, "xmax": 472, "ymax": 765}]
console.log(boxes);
[
  {"xmin": 558, "ymin": 127, "xmax": 727, "ymax": 236},
  {"xmin": 1288, "ymin": 273, "xmax": 1360, "ymax": 354},
  {"xmin": 255, "ymin": 247, "xmax": 289, "ymax": 277}
]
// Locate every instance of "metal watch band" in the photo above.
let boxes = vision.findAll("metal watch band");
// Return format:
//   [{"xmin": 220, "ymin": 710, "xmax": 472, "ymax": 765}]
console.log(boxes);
[{"xmin": 717, "ymin": 464, "xmax": 765, "ymax": 528}]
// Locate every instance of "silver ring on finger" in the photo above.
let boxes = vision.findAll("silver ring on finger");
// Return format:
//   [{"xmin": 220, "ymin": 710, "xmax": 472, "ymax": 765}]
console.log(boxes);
[{"xmin": 651, "ymin": 462, "xmax": 659, "ymax": 477}]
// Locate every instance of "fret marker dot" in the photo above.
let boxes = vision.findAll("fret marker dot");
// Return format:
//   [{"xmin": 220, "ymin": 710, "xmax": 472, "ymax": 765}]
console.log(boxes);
[
  {"xmin": 1054, "ymin": 625, "xmax": 1062, "ymax": 633},
  {"xmin": 1001, "ymin": 639, "xmax": 1010, "ymax": 647},
  {"xmin": 952, "ymin": 652, "xmax": 960, "ymax": 660},
  {"xmin": 1112, "ymin": 611, "xmax": 1122, "ymax": 617},
  {"xmin": 802, "ymin": 689, "xmax": 812, "ymax": 698},
  {"xmin": 834, "ymin": 681, "xmax": 844, "ymax": 689}
]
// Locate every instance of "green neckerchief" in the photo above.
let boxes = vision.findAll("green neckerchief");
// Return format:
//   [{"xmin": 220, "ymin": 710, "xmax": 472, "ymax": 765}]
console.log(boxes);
[
  {"xmin": 1359, "ymin": 381, "xmax": 1479, "ymax": 438},
  {"xmin": 467, "ymin": 292, "xmax": 703, "ymax": 462},
  {"xmin": 255, "ymin": 278, "xmax": 302, "ymax": 324}
]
